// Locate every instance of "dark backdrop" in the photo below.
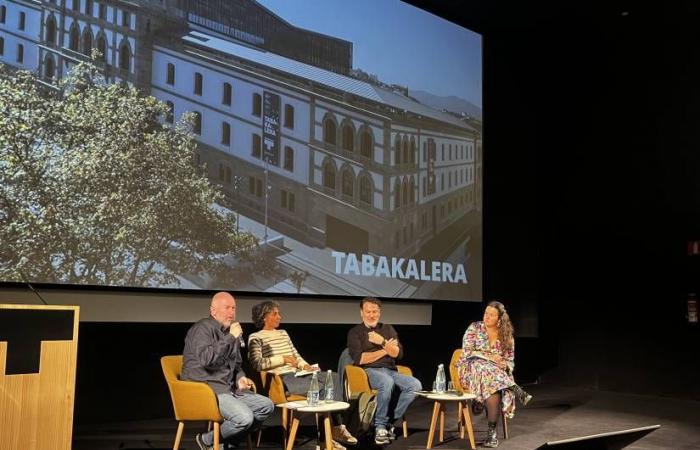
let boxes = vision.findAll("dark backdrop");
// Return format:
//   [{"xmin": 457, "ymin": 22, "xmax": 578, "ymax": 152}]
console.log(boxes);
[
  {"xmin": 470, "ymin": 1, "xmax": 700, "ymax": 399},
  {"xmin": 68, "ymin": 0, "xmax": 700, "ymax": 424}
]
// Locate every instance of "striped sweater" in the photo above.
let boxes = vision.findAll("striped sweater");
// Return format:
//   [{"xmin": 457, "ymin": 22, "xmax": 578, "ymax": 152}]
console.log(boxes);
[{"xmin": 247, "ymin": 329, "xmax": 309, "ymax": 375}]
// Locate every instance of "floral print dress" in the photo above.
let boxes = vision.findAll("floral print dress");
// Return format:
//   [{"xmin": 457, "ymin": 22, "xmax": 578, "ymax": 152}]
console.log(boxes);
[{"xmin": 456, "ymin": 321, "xmax": 516, "ymax": 418}]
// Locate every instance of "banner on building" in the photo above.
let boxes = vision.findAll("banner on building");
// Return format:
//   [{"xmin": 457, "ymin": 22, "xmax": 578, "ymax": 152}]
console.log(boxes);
[{"xmin": 263, "ymin": 91, "xmax": 280, "ymax": 166}]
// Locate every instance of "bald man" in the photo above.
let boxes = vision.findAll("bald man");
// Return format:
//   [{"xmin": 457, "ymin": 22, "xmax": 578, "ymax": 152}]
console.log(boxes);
[{"xmin": 182, "ymin": 292, "xmax": 273, "ymax": 450}]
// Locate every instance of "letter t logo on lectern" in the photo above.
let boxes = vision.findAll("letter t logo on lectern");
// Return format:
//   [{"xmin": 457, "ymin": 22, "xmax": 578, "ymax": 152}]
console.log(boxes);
[{"xmin": 0, "ymin": 309, "xmax": 74, "ymax": 375}]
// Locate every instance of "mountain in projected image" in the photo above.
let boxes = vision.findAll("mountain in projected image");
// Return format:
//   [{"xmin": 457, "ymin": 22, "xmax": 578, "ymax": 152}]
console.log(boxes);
[{"xmin": 410, "ymin": 90, "xmax": 483, "ymax": 121}]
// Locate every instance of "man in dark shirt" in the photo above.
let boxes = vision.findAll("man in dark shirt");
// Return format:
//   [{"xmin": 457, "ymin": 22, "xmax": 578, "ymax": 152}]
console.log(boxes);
[
  {"xmin": 182, "ymin": 292, "xmax": 273, "ymax": 450},
  {"xmin": 347, "ymin": 297, "xmax": 422, "ymax": 445}
]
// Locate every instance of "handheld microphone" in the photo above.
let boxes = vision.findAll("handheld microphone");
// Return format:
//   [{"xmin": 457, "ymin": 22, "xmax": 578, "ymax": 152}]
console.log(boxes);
[
  {"xmin": 231, "ymin": 322, "xmax": 245, "ymax": 347},
  {"xmin": 18, "ymin": 272, "xmax": 49, "ymax": 306}
]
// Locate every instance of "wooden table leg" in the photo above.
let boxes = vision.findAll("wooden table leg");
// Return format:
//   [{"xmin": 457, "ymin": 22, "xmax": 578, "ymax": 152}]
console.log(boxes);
[
  {"xmin": 281, "ymin": 407, "xmax": 289, "ymax": 450},
  {"xmin": 458, "ymin": 402, "xmax": 465, "ymax": 439},
  {"xmin": 285, "ymin": 417, "xmax": 300, "ymax": 450},
  {"xmin": 461, "ymin": 403, "xmax": 476, "ymax": 450},
  {"xmin": 439, "ymin": 402, "xmax": 445, "ymax": 443},
  {"xmin": 323, "ymin": 413, "xmax": 333, "ymax": 450},
  {"xmin": 314, "ymin": 413, "xmax": 322, "ymax": 448},
  {"xmin": 426, "ymin": 401, "xmax": 441, "ymax": 449}
]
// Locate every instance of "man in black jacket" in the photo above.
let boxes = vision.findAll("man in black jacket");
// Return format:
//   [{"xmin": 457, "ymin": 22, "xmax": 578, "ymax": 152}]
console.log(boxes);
[
  {"xmin": 347, "ymin": 297, "xmax": 421, "ymax": 445},
  {"xmin": 182, "ymin": 291, "xmax": 273, "ymax": 450}
]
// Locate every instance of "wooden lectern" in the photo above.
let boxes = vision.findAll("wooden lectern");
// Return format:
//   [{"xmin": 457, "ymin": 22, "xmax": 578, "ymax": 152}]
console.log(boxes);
[{"xmin": 0, "ymin": 304, "xmax": 80, "ymax": 450}]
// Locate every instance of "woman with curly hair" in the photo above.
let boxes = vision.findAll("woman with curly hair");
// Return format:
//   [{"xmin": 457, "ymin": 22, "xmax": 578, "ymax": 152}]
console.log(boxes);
[{"xmin": 456, "ymin": 301, "xmax": 532, "ymax": 448}]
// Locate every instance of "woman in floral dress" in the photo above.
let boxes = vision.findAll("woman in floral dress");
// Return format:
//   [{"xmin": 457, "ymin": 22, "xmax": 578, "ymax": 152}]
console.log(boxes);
[{"xmin": 456, "ymin": 301, "xmax": 532, "ymax": 448}]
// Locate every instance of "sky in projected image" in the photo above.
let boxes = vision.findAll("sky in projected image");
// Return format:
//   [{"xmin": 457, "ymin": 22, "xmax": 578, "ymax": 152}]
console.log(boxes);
[
  {"xmin": 257, "ymin": 0, "xmax": 483, "ymax": 108},
  {"xmin": 0, "ymin": 0, "xmax": 482, "ymax": 301}
]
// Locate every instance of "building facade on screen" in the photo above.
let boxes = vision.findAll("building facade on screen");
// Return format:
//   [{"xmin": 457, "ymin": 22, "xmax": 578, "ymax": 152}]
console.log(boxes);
[{"xmin": 0, "ymin": 0, "xmax": 482, "ymax": 299}]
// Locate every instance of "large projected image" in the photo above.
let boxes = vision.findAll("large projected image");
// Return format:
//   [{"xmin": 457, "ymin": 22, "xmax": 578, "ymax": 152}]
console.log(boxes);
[{"xmin": 0, "ymin": 0, "xmax": 482, "ymax": 301}]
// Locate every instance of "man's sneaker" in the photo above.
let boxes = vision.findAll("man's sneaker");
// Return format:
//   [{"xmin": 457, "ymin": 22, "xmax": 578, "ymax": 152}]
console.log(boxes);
[
  {"xmin": 374, "ymin": 428, "xmax": 391, "ymax": 445},
  {"xmin": 331, "ymin": 425, "xmax": 357, "ymax": 445},
  {"xmin": 331, "ymin": 440, "xmax": 346, "ymax": 450},
  {"xmin": 195, "ymin": 433, "xmax": 212, "ymax": 450},
  {"xmin": 388, "ymin": 426, "xmax": 397, "ymax": 441}
]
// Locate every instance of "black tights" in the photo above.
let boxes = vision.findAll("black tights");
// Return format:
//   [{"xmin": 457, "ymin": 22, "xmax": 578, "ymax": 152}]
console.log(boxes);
[{"xmin": 484, "ymin": 391, "xmax": 501, "ymax": 424}]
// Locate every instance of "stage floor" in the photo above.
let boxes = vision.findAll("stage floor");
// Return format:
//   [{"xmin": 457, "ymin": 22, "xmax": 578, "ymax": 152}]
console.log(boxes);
[{"xmin": 73, "ymin": 385, "xmax": 700, "ymax": 450}]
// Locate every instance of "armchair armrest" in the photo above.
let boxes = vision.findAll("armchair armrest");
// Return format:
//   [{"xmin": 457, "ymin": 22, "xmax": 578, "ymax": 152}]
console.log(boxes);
[
  {"xmin": 261, "ymin": 371, "xmax": 287, "ymax": 405},
  {"xmin": 397, "ymin": 365, "xmax": 412, "ymax": 376}
]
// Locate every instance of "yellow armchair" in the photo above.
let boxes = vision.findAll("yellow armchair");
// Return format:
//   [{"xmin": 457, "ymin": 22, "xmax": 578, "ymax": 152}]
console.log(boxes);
[
  {"xmin": 343, "ymin": 364, "xmax": 412, "ymax": 438},
  {"xmin": 161, "ymin": 355, "xmax": 222, "ymax": 450}
]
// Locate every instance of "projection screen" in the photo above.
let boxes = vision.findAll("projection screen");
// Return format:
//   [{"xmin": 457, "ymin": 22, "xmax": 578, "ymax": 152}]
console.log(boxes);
[{"xmin": 0, "ymin": 0, "xmax": 482, "ymax": 301}]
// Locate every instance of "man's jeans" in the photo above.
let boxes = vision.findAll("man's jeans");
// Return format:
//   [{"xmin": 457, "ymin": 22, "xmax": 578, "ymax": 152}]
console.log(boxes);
[
  {"xmin": 365, "ymin": 367, "xmax": 422, "ymax": 429},
  {"xmin": 201, "ymin": 390, "xmax": 274, "ymax": 446}
]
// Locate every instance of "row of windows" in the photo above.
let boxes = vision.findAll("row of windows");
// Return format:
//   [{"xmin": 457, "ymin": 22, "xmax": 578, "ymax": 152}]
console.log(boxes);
[
  {"xmin": 394, "ymin": 177, "xmax": 416, "ymax": 209},
  {"xmin": 168, "ymin": 104, "xmax": 297, "ymax": 173},
  {"xmin": 0, "ymin": 8, "xmax": 25, "ymax": 30},
  {"xmin": 394, "ymin": 135, "xmax": 417, "ymax": 165},
  {"xmin": 442, "ymin": 142, "xmax": 473, "ymax": 162},
  {"xmin": 57, "ymin": 0, "xmax": 130, "ymax": 27},
  {"xmin": 165, "ymin": 64, "xmax": 296, "ymax": 129},
  {"xmin": 0, "ymin": 39, "xmax": 24, "ymax": 63},
  {"xmin": 250, "ymin": 133, "xmax": 295, "ymax": 172},
  {"xmin": 442, "ymin": 168, "xmax": 472, "ymax": 190},
  {"xmin": 43, "ymin": 16, "xmax": 130, "ymax": 70},
  {"xmin": 218, "ymin": 157, "xmax": 467, "ymax": 215},
  {"xmin": 323, "ymin": 119, "xmax": 473, "ymax": 168},
  {"xmin": 245, "ymin": 176, "xmax": 296, "ymax": 212},
  {"xmin": 322, "ymin": 117, "xmax": 373, "ymax": 159},
  {"xmin": 422, "ymin": 140, "xmax": 475, "ymax": 163},
  {"xmin": 322, "ymin": 160, "xmax": 373, "ymax": 206},
  {"xmin": 394, "ymin": 191, "xmax": 475, "ymax": 248},
  {"xmin": 1, "ymin": 4, "xmax": 128, "ymax": 31},
  {"xmin": 441, "ymin": 192, "xmax": 473, "ymax": 219},
  {"xmin": 421, "ymin": 167, "xmax": 473, "ymax": 198}
]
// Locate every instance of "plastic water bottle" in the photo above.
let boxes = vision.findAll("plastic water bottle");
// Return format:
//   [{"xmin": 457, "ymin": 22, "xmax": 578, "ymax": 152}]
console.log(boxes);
[
  {"xmin": 307, "ymin": 372, "xmax": 320, "ymax": 406},
  {"xmin": 324, "ymin": 370, "xmax": 334, "ymax": 403},
  {"xmin": 434, "ymin": 363, "xmax": 446, "ymax": 393}
]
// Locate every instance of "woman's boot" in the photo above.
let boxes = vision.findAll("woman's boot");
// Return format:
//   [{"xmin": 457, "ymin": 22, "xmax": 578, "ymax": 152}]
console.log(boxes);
[
  {"xmin": 511, "ymin": 384, "xmax": 532, "ymax": 406},
  {"xmin": 482, "ymin": 421, "xmax": 499, "ymax": 448}
]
